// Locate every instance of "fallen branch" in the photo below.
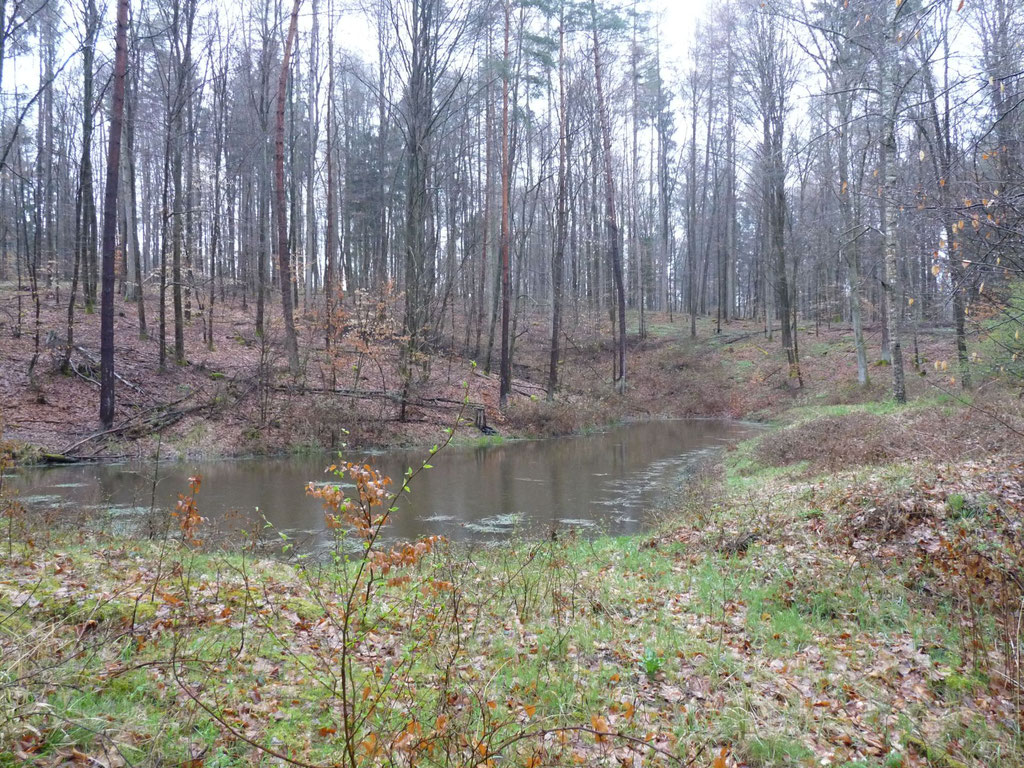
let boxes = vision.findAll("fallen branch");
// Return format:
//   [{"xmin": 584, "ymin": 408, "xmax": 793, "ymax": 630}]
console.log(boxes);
[
  {"xmin": 271, "ymin": 385, "xmax": 484, "ymax": 412},
  {"xmin": 561, "ymin": 330, "xmax": 606, "ymax": 383},
  {"xmin": 36, "ymin": 452, "xmax": 127, "ymax": 464},
  {"xmin": 72, "ymin": 343, "xmax": 144, "ymax": 394},
  {"xmin": 38, "ymin": 453, "xmax": 81, "ymax": 464},
  {"xmin": 58, "ymin": 393, "xmax": 201, "ymax": 455},
  {"xmin": 719, "ymin": 332, "xmax": 760, "ymax": 345},
  {"xmin": 68, "ymin": 358, "xmax": 100, "ymax": 387}
]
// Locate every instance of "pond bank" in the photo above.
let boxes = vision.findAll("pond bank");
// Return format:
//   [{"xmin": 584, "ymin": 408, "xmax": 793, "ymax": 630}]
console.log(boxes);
[
  {"xmin": 2, "ymin": 313, "xmax": 974, "ymax": 466},
  {"xmin": 3, "ymin": 402, "xmax": 1023, "ymax": 767}
]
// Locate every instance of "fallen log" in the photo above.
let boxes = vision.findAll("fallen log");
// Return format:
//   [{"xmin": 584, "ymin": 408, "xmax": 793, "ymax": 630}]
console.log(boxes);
[
  {"xmin": 270, "ymin": 385, "xmax": 484, "ymax": 412},
  {"xmin": 62, "ymin": 343, "xmax": 145, "ymax": 393},
  {"xmin": 37, "ymin": 453, "xmax": 125, "ymax": 465},
  {"xmin": 39, "ymin": 453, "xmax": 80, "ymax": 464}
]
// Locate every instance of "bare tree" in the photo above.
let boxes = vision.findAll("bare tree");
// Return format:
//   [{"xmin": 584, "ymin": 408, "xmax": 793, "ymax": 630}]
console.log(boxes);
[
  {"xmin": 742, "ymin": 2, "xmax": 800, "ymax": 385},
  {"xmin": 100, "ymin": 0, "xmax": 130, "ymax": 427},
  {"xmin": 498, "ymin": 0, "xmax": 513, "ymax": 408},
  {"xmin": 274, "ymin": 0, "xmax": 302, "ymax": 376},
  {"xmin": 591, "ymin": 0, "xmax": 626, "ymax": 393}
]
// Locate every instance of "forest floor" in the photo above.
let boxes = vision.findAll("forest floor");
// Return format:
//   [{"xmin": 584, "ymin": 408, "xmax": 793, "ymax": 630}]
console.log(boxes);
[
  {"xmin": 3, "ymin": 394, "xmax": 1024, "ymax": 767},
  {"xmin": 4, "ymin": 282, "xmax": 1024, "ymax": 767},
  {"xmin": 0, "ymin": 280, "xmax": 996, "ymax": 462}
]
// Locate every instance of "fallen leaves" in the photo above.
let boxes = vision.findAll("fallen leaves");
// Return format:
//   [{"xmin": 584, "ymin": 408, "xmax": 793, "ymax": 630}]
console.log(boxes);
[{"xmin": 5, "ymin": 444, "xmax": 1024, "ymax": 767}]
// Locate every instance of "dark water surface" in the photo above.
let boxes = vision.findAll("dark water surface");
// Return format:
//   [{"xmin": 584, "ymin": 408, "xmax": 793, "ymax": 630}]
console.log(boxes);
[{"xmin": 9, "ymin": 420, "xmax": 756, "ymax": 551}]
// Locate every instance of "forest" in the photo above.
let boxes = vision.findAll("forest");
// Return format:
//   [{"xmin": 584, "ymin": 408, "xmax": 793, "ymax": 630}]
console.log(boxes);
[
  {"xmin": 2, "ymin": 0, "xmax": 1024, "ymax": 765},
  {"xmin": 0, "ymin": 0, "xmax": 1019, "ymax": 446}
]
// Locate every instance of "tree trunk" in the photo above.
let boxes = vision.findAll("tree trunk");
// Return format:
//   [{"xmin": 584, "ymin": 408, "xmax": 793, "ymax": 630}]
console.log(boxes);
[
  {"xmin": 837, "ymin": 91, "xmax": 867, "ymax": 385},
  {"xmin": 547, "ymin": 9, "xmax": 567, "ymax": 401},
  {"xmin": 325, "ymin": 0, "xmax": 336, "ymax": 352},
  {"xmin": 209, "ymin": 44, "xmax": 228, "ymax": 351},
  {"xmin": 274, "ymin": 0, "xmax": 303, "ymax": 376},
  {"xmin": 80, "ymin": 0, "xmax": 99, "ymax": 315},
  {"xmin": 170, "ymin": 0, "xmax": 194, "ymax": 367},
  {"xmin": 158, "ymin": 105, "xmax": 171, "ymax": 369},
  {"xmin": 63, "ymin": 0, "xmax": 100, "ymax": 373},
  {"xmin": 499, "ymin": 1, "xmax": 512, "ymax": 409},
  {"xmin": 921, "ymin": 26, "xmax": 971, "ymax": 391},
  {"xmin": 687, "ymin": 70, "xmax": 699, "ymax": 339},
  {"xmin": 304, "ymin": 0, "xmax": 319, "ymax": 307},
  {"xmin": 591, "ymin": 0, "xmax": 626, "ymax": 393},
  {"xmin": 100, "ymin": 0, "xmax": 129, "ymax": 428},
  {"xmin": 880, "ymin": 4, "xmax": 906, "ymax": 404},
  {"xmin": 477, "ymin": 28, "xmax": 494, "ymax": 362}
]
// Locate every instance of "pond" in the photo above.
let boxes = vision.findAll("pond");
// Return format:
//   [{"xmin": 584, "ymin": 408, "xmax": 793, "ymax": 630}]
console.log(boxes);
[{"xmin": 7, "ymin": 419, "xmax": 757, "ymax": 552}]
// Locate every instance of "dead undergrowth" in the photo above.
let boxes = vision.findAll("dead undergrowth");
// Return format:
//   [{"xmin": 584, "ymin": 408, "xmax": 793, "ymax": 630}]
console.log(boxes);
[
  {"xmin": 753, "ymin": 393, "xmax": 1024, "ymax": 474},
  {"xmin": 5, "ymin": 273, "xmax": 1007, "ymax": 462}
]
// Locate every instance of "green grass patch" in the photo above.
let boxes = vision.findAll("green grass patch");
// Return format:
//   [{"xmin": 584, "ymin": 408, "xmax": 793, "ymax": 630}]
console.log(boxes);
[
  {"xmin": 741, "ymin": 734, "xmax": 815, "ymax": 767},
  {"xmin": 723, "ymin": 433, "xmax": 808, "ymax": 491},
  {"xmin": 3, "ymin": 437, "xmax": 1023, "ymax": 767}
]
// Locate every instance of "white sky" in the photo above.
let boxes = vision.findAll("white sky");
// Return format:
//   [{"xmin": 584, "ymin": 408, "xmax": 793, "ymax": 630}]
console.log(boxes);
[
  {"xmin": 2, "ymin": 0, "xmax": 707, "ymax": 101},
  {"xmin": 654, "ymin": 0, "xmax": 705, "ymax": 62},
  {"xmin": 328, "ymin": 0, "xmax": 707, "ymax": 70}
]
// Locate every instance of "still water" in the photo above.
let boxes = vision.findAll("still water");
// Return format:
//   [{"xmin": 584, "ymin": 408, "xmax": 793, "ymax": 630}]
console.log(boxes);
[{"xmin": 9, "ymin": 420, "xmax": 756, "ymax": 551}]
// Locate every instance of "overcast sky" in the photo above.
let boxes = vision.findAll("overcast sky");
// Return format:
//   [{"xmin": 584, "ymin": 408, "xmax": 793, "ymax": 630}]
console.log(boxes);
[
  {"xmin": 328, "ymin": 0, "xmax": 707, "ymax": 71},
  {"xmin": 3, "ymin": 0, "xmax": 709, "ymax": 99},
  {"xmin": 654, "ymin": 0, "xmax": 704, "ymax": 62}
]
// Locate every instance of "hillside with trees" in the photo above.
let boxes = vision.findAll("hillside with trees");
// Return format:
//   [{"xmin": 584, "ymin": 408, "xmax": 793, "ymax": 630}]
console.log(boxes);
[
  {"xmin": 0, "ymin": 0, "xmax": 1020, "ymax": 456},
  {"xmin": 2, "ymin": 0, "xmax": 1024, "ymax": 765}
]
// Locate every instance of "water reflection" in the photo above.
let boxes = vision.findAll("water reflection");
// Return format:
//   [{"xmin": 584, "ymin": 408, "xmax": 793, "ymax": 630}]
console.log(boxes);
[{"xmin": 9, "ymin": 419, "xmax": 756, "ymax": 552}]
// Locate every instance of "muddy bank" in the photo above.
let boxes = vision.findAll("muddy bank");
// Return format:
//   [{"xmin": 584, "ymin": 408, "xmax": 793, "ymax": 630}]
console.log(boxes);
[{"xmin": 1, "ymin": 285, "xmax": 974, "ymax": 463}]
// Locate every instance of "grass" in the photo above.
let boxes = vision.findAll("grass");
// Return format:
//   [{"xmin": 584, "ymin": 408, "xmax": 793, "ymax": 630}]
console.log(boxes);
[
  {"xmin": 773, "ymin": 393, "xmax": 958, "ymax": 427},
  {"xmin": 3, "ymin": 400, "xmax": 1024, "ymax": 766},
  {"xmin": 722, "ymin": 432, "xmax": 809, "ymax": 492}
]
